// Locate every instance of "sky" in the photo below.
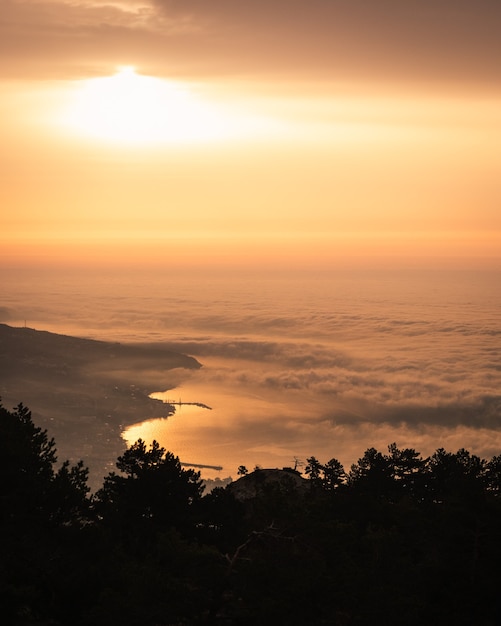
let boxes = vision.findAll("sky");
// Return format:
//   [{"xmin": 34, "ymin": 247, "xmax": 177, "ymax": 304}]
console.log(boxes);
[
  {"xmin": 1, "ymin": 0, "xmax": 501, "ymax": 270},
  {"xmin": 2, "ymin": 1, "xmax": 501, "ymax": 483}
]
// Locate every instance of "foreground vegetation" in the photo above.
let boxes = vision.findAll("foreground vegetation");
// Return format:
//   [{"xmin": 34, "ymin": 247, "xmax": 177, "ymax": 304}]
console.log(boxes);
[{"xmin": 2, "ymin": 400, "xmax": 501, "ymax": 625}]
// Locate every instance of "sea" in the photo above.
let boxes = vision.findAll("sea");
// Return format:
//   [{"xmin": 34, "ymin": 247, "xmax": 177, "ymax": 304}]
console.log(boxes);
[{"xmin": 2, "ymin": 263, "xmax": 501, "ymax": 482}]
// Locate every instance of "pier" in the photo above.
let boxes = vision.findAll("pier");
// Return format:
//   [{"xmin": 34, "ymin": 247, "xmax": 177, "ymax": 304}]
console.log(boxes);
[
  {"xmin": 166, "ymin": 399, "xmax": 212, "ymax": 410},
  {"xmin": 181, "ymin": 462, "xmax": 222, "ymax": 471}
]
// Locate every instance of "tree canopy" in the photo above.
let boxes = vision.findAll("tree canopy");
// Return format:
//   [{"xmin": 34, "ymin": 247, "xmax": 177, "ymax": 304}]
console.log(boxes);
[
  {"xmin": 2, "ymin": 400, "xmax": 501, "ymax": 625},
  {"xmin": 95, "ymin": 438, "xmax": 204, "ymax": 534}
]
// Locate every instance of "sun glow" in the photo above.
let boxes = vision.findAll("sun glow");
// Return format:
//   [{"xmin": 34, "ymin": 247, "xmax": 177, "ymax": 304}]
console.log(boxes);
[{"xmin": 59, "ymin": 67, "xmax": 241, "ymax": 144}]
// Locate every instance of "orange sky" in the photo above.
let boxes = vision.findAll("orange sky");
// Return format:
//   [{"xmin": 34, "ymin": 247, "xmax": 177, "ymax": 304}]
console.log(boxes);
[{"xmin": 1, "ymin": 0, "xmax": 501, "ymax": 270}]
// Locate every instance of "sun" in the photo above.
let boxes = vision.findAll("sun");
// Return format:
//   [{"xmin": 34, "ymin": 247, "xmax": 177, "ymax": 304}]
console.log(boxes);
[{"xmin": 59, "ymin": 66, "xmax": 232, "ymax": 145}]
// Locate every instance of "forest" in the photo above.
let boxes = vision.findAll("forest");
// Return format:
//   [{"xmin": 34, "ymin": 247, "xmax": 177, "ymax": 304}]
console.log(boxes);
[{"xmin": 2, "ymin": 400, "xmax": 501, "ymax": 626}]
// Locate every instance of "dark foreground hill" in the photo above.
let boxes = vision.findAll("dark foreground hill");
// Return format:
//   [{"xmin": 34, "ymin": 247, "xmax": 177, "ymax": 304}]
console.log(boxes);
[
  {"xmin": 3, "ymin": 400, "xmax": 501, "ymax": 626},
  {"xmin": 0, "ymin": 323, "xmax": 201, "ymax": 487}
]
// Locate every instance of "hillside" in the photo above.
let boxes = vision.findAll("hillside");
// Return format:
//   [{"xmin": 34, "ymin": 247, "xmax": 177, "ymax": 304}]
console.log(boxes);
[
  {"xmin": 228, "ymin": 468, "xmax": 308, "ymax": 501},
  {"xmin": 0, "ymin": 323, "xmax": 201, "ymax": 486}
]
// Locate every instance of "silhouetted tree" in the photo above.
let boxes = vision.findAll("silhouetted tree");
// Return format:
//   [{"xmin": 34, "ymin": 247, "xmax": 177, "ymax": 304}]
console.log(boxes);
[
  {"xmin": 386, "ymin": 442, "xmax": 428, "ymax": 500},
  {"xmin": 348, "ymin": 446, "xmax": 393, "ymax": 496},
  {"xmin": 0, "ymin": 402, "xmax": 54, "ymax": 521},
  {"xmin": 0, "ymin": 401, "xmax": 91, "ymax": 623},
  {"xmin": 305, "ymin": 455, "xmax": 323, "ymax": 485},
  {"xmin": 95, "ymin": 438, "xmax": 204, "ymax": 534},
  {"xmin": 196, "ymin": 486, "xmax": 245, "ymax": 551},
  {"xmin": 426, "ymin": 447, "xmax": 486, "ymax": 504},
  {"xmin": 0, "ymin": 400, "xmax": 89, "ymax": 526},
  {"xmin": 322, "ymin": 457, "xmax": 346, "ymax": 490},
  {"xmin": 485, "ymin": 453, "xmax": 501, "ymax": 495},
  {"xmin": 4, "ymin": 399, "xmax": 501, "ymax": 625},
  {"xmin": 50, "ymin": 459, "xmax": 90, "ymax": 525}
]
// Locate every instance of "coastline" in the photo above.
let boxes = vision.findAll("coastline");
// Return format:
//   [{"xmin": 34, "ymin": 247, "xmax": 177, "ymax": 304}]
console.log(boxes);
[{"xmin": 0, "ymin": 323, "xmax": 202, "ymax": 489}]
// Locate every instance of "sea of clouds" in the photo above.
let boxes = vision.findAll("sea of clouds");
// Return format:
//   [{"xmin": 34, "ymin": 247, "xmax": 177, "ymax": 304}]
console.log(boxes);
[{"xmin": 2, "ymin": 266, "xmax": 501, "ymax": 474}]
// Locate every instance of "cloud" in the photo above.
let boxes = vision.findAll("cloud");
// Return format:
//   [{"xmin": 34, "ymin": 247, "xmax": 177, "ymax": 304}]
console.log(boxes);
[
  {"xmin": 1, "ymin": 0, "xmax": 500, "ymax": 87},
  {"xmin": 0, "ymin": 307, "xmax": 14, "ymax": 322},
  {"xmin": 4, "ymin": 266, "xmax": 501, "ymax": 473},
  {"xmin": 155, "ymin": 317, "xmax": 501, "ymax": 437},
  {"xmin": 0, "ymin": 0, "xmax": 168, "ymax": 78},
  {"xmin": 150, "ymin": 0, "xmax": 501, "ymax": 85},
  {"xmin": 155, "ymin": 331, "xmax": 501, "ymax": 439},
  {"xmin": 322, "ymin": 395, "xmax": 501, "ymax": 430}
]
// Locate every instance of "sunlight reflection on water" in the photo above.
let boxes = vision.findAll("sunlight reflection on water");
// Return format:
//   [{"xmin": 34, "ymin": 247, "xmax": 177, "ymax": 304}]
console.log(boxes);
[{"xmin": 122, "ymin": 379, "xmax": 305, "ymax": 479}]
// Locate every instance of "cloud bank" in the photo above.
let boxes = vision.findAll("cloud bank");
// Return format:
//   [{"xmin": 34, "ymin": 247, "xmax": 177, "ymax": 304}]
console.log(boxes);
[
  {"xmin": 2, "ymin": 0, "xmax": 500, "ymax": 87},
  {"xmin": 4, "ymin": 266, "xmax": 500, "ymax": 474}
]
